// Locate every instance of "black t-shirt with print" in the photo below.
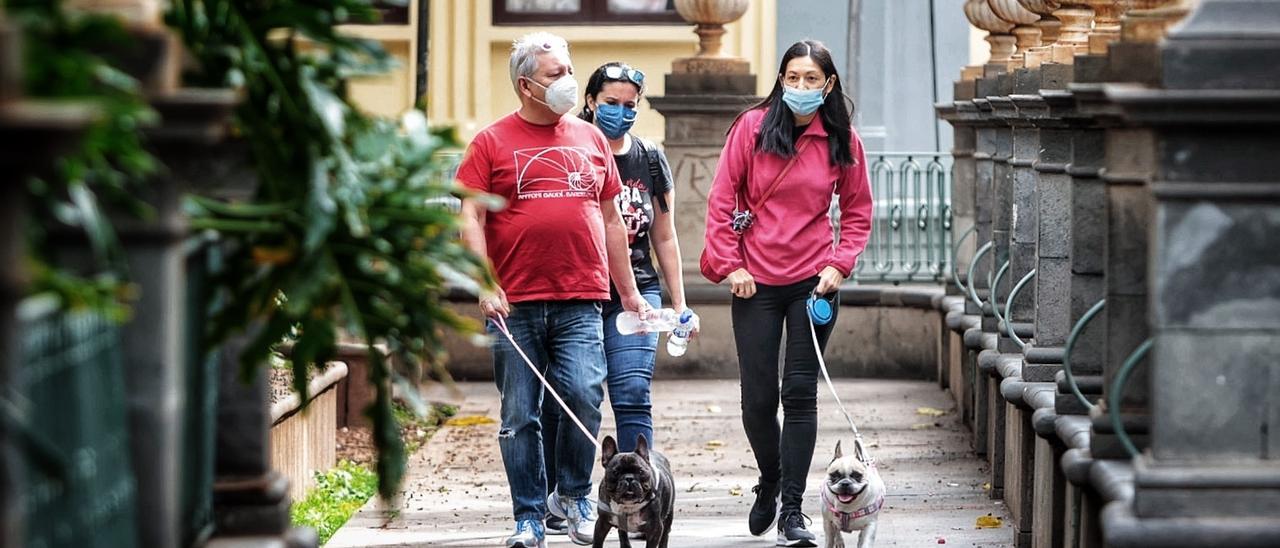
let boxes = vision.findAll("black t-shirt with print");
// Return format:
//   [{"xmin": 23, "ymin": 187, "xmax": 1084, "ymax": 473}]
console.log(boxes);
[{"xmin": 610, "ymin": 136, "xmax": 674, "ymax": 299}]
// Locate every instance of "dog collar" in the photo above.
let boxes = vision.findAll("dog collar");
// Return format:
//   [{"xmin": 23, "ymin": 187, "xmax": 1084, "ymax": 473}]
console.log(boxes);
[{"xmin": 822, "ymin": 487, "xmax": 884, "ymax": 531}]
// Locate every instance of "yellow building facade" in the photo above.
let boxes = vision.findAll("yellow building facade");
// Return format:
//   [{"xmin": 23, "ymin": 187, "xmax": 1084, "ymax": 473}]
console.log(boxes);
[
  {"xmin": 345, "ymin": 2, "xmax": 991, "ymax": 145},
  {"xmin": 344, "ymin": 1, "xmax": 776, "ymax": 144}
]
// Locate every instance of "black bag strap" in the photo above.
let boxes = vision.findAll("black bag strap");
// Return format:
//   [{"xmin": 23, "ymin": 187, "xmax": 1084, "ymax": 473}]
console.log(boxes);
[{"xmin": 634, "ymin": 137, "xmax": 670, "ymax": 213}]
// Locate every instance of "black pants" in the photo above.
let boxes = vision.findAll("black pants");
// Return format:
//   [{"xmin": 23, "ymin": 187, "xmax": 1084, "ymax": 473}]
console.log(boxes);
[{"xmin": 732, "ymin": 276, "xmax": 837, "ymax": 513}]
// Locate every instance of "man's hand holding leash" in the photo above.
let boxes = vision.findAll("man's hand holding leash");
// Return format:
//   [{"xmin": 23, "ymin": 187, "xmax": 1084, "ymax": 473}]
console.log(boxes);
[{"xmin": 479, "ymin": 286, "xmax": 511, "ymax": 319}]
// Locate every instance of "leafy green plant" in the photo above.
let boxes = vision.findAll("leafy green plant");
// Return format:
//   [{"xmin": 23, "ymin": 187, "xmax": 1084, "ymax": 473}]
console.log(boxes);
[
  {"xmin": 167, "ymin": 0, "xmax": 492, "ymax": 497},
  {"xmin": 289, "ymin": 460, "xmax": 379, "ymax": 544}
]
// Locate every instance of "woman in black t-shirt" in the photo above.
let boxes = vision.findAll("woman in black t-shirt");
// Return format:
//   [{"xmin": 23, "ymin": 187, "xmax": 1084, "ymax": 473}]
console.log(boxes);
[{"xmin": 540, "ymin": 60, "xmax": 695, "ymax": 534}]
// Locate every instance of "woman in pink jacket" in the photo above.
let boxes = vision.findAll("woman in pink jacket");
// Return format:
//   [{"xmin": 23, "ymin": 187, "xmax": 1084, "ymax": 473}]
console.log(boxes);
[{"xmin": 700, "ymin": 39, "xmax": 873, "ymax": 547}]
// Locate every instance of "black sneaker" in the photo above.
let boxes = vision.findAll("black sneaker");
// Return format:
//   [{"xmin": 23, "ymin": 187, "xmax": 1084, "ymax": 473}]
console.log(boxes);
[
  {"xmin": 776, "ymin": 510, "xmax": 816, "ymax": 547},
  {"xmin": 545, "ymin": 514, "xmax": 567, "ymax": 536},
  {"xmin": 748, "ymin": 482, "xmax": 780, "ymax": 536}
]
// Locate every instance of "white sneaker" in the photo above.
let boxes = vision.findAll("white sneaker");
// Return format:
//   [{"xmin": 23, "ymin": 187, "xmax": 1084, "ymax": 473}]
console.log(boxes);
[
  {"xmin": 505, "ymin": 519, "xmax": 546, "ymax": 548},
  {"xmin": 546, "ymin": 491, "xmax": 595, "ymax": 546}
]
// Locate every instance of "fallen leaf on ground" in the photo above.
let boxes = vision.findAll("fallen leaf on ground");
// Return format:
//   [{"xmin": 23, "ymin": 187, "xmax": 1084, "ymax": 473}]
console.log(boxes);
[
  {"xmin": 729, "ymin": 486, "xmax": 743, "ymax": 496},
  {"xmin": 705, "ymin": 439, "xmax": 725, "ymax": 449},
  {"xmin": 982, "ymin": 482, "xmax": 991, "ymax": 491},
  {"xmin": 916, "ymin": 406, "xmax": 949, "ymax": 417},
  {"xmin": 975, "ymin": 514, "xmax": 1003, "ymax": 528},
  {"xmin": 445, "ymin": 415, "xmax": 496, "ymax": 427}
]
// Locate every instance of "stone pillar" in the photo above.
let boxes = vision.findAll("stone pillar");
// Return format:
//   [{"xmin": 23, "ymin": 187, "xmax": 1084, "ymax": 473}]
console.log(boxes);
[
  {"xmin": 0, "ymin": 18, "xmax": 24, "ymax": 548},
  {"xmin": 0, "ymin": 20, "xmax": 98, "ymax": 546},
  {"xmin": 648, "ymin": 0, "xmax": 759, "ymax": 376},
  {"xmin": 1100, "ymin": 0, "xmax": 1280, "ymax": 544}
]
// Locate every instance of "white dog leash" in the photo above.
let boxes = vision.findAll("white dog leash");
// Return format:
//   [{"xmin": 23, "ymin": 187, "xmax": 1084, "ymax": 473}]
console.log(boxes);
[
  {"xmin": 493, "ymin": 315, "xmax": 601, "ymax": 451},
  {"xmin": 809, "ymin": 314, "xmax": 874, "ymax": 465}
]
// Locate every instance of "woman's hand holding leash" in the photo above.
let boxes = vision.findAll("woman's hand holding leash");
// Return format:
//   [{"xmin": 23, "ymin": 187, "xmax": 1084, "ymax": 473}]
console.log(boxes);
[
  {"xmin": 815, "ymin": 265, "xmax": 844, "ymax": 295},
  {"xmin": 479, "ymin": 286, "xmax": 510, "ymax": 319},
  {"xmin": 727, "ymin": 268, "xmax": 757, "ymax": 299}
]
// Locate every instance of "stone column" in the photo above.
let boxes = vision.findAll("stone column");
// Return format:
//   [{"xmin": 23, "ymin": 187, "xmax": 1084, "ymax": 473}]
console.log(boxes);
[
  {"xmin": 647, "ymin": 0, "xmax": 758, "ymax": 376},
  {"xmin": 0, "ymin": 19, "xmax": 99, "ymax": 546},
  {"xmin": 1099, "ymin": 0, "xmax": 1280, "ymax": 544}
]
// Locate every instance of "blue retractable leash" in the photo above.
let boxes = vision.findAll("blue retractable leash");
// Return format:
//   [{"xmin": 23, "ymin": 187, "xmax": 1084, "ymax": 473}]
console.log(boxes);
[
  {"xmin": 806, "ymin": 289, "xmax": 873, "ymax": 464},
  {"xmin": 807, "ymin": 290, "xmax": 837, "ymax": 326}
]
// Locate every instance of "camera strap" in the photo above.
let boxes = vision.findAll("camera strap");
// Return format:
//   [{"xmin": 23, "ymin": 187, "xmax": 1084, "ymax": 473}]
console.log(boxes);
[{"xmin": 734, "ymin": 139, "xmax": 813, "ymax": 221}]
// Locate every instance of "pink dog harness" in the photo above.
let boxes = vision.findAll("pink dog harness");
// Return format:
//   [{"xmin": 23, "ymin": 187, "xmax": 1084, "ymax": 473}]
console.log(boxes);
[{"xmin": 821, "ymin": 486, "xmax": 884, "ymax": 532}]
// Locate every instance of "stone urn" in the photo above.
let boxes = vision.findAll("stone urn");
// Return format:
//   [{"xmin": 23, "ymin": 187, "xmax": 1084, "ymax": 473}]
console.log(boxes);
[
  {"xmin": 989, "ymin": 0, "xmax": 1043, "ymax": 67},
  {"xmin": 1085, "ymin": 0, "xmax": 1125, "ymax": 54},
  {"xmin": 1017, "ymin": 0, "xmax": 1063, "ymax": 66},
  {"xmin": 965, "ymin": 0, "xmax": 1017, "ymax": 77},
  {"xmin": 1051, "ymin": 1, "xmax": 1096, "ymax": 62},
  {"xmin": 1121, "ymin": 0, "xmax": 1192, "ymax": 43},
  {"xmin": 672, "ymin": 0, "xmax": 751, "ymax": 74}
]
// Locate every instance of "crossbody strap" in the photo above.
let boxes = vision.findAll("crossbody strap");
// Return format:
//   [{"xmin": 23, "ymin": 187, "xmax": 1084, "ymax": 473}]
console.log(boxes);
[{"xmin": 741, "ymin": 139, "xmax": 813, "ymax": 212}]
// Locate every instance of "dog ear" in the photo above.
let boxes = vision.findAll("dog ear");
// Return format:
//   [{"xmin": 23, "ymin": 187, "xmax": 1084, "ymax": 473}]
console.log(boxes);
[
  {"xmin": 601, "ymin": 435, "xmax": 618, "ymax": 466},
  {"xmin": 635, "ymin": 434, "xmax": 650, "ymax": 460},
  {"xmin": 834, "ymin": 440, "xmax": 844, "ymax": 461}
]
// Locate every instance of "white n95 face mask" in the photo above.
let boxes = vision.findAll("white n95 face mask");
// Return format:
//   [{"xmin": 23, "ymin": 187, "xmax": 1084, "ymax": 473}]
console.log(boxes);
[{"xmin": 527, "ymin": 75, "xmax": 579, "ymax": 115}]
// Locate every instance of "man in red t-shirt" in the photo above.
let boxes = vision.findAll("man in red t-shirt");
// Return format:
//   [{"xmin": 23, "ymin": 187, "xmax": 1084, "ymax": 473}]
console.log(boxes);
[{"xmin": 456, "ymin": 31, "xmax": 649, "ymax": 548}]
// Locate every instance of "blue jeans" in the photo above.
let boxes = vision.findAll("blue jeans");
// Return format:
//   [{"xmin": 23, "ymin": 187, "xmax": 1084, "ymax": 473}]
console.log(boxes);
[
  {"xmin": 489, "ymin": 301, "xmax": 606, "ymax": 522},
  {"xmin": 543, "ymin": 286, "xmax": 662, "ymax": 496}
]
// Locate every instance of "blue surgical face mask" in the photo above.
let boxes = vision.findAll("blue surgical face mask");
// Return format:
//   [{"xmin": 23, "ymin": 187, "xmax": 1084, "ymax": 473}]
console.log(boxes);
[
  {"xmin": 594, "ymin": 102, "xmax": 637, "ymax": 140},
  {"xmin": 782, "ymin": 81, "xmax": 829, "ymax": 116}
]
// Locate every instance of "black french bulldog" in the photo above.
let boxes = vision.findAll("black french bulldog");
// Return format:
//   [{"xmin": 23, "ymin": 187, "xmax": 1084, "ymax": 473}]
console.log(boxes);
[{"xmin": 594, "ymin": 434, "xmax": 674, "ymax": 548}]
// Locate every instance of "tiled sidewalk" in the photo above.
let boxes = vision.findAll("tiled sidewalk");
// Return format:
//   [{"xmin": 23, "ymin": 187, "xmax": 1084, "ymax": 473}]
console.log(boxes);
[{"xmin": 328, "ymin": 379, "xmax": 1011, "ymax": 547}]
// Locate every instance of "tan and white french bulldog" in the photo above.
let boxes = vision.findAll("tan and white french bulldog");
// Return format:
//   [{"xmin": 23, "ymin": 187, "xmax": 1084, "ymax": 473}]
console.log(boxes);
[{"xmin": 820, "ymin": 440, "xmax": 885, "ymax": 548}]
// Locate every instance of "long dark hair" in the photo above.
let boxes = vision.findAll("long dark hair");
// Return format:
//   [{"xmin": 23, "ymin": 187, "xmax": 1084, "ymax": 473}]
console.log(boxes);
[
  {"xmin": 746, "ymin": 39, "xmax": 855, "ymax": 167},
  {"xmin": 578, "ymin": 61, "xmax": 643, "ymax": 124}
]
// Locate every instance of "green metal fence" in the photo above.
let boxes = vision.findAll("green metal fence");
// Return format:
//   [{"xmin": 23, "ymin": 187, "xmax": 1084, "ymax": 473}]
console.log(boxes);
[
  {"xmin": 854, "ymin": 152, "xmax": 953, "ymax": 283},
  {"xmin": 432, "ymin": 149, "xmax": 954, "ymax": 284},
  {"xmin": 181, "ymin": 237, "xmax": 218, "ymax": 547},
  {"xmin": 18, "ymin": 296, "xmax": 138, "ymax": 548}
]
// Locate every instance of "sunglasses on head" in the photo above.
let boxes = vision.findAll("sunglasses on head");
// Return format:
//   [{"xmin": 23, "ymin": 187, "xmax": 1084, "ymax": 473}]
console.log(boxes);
[{"xmin": 603, "ymin": 65, "xmax": 645, "ymax": 87}]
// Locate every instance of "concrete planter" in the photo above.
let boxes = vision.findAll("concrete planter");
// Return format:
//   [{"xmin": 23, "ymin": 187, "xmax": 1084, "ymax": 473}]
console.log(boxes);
[{"xmin": 269, "ymin": 363, "xmax": 349, "ymax": 502}]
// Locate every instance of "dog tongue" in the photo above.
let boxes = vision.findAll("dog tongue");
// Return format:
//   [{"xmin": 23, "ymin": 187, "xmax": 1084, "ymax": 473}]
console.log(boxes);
[{"xmin": 837, "ymin": 494, "xmax": 856, "ymax": 504}]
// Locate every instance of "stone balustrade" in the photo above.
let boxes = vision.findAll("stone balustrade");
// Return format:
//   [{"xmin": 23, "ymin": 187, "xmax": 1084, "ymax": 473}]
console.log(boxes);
[{"xmin": 937, "ymin": 0, "xmax": 1280, "ymax": 546}]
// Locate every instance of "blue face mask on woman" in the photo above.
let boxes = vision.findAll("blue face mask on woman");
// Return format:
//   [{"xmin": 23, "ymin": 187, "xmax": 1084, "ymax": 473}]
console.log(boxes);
[
  {"xmin": 594, "ymin": 102, "xmax": 637, "ymax": 140},
  {"xmin": 782, "ymin": 80, "xmax": 829, "ymax": 116}
]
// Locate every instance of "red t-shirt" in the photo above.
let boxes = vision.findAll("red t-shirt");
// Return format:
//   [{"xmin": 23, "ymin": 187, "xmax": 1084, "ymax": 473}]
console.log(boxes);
[{"xmin": 456, "ymin": 112, "xmax": 622, "ymax": 303}]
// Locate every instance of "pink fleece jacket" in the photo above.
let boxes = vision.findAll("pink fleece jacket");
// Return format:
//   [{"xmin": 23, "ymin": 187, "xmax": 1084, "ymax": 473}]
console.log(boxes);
[{"xmin": 700, "ymin": 108, "xmax": 873, "ymax": 286}]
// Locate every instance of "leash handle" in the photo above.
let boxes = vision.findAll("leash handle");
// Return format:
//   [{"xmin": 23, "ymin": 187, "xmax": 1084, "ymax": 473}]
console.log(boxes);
[
  {"xmin": 809, "ymin": 315, "xmax": 874, "ymax": 464},
  {"xmin": 493, "ymin": 316, "xmax": 601, "ymax": 451}
]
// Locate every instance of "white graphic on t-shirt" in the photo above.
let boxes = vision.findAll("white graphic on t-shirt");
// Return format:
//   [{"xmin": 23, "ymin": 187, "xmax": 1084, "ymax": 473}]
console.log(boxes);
[
  {"xmin": 617, "ymin": 179, "xmax": 652, "ymax": 245},
  {"xmin": 513, "ymin": 146, "xmax": 598, "ymax": 199}
]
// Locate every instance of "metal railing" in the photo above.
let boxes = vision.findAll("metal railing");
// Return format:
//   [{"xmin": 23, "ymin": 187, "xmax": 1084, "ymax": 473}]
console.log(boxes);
[
  {"xmin": 18, "ymin": 296, "xmax": 138, "ymax": 548},
  {"xmin": 431, "ymin": 149, "xmax": 955, "ymax": 285},
  {"xmin": 855, "ymin": 152, "xmax": 953, "ymax": 283}
]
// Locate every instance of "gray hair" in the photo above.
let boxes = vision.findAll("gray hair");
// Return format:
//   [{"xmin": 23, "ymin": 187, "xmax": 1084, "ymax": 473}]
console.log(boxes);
[{"xmin": 509, "ymin": 32, "xmax": 570, "ymax": 93}]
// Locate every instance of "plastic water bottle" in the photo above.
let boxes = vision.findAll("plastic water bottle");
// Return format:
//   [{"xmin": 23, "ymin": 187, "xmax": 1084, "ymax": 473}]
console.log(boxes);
[
  {"xmin": 666, "ymin": 309, "xmax": 697, "ymax": 357},
  {"xmin": 616, "ymin": 308, "xmax": 681, "ymax": 335}
]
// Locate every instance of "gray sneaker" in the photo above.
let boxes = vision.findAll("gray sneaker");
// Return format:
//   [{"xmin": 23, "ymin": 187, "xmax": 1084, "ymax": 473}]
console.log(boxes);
[
  {"xmin": 505, "ymin": 519, "xmax": 545, "ymax": 548},
  {"xmin": 546, "ymin": 491, "xmax": 595, "ymax": 546}
]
